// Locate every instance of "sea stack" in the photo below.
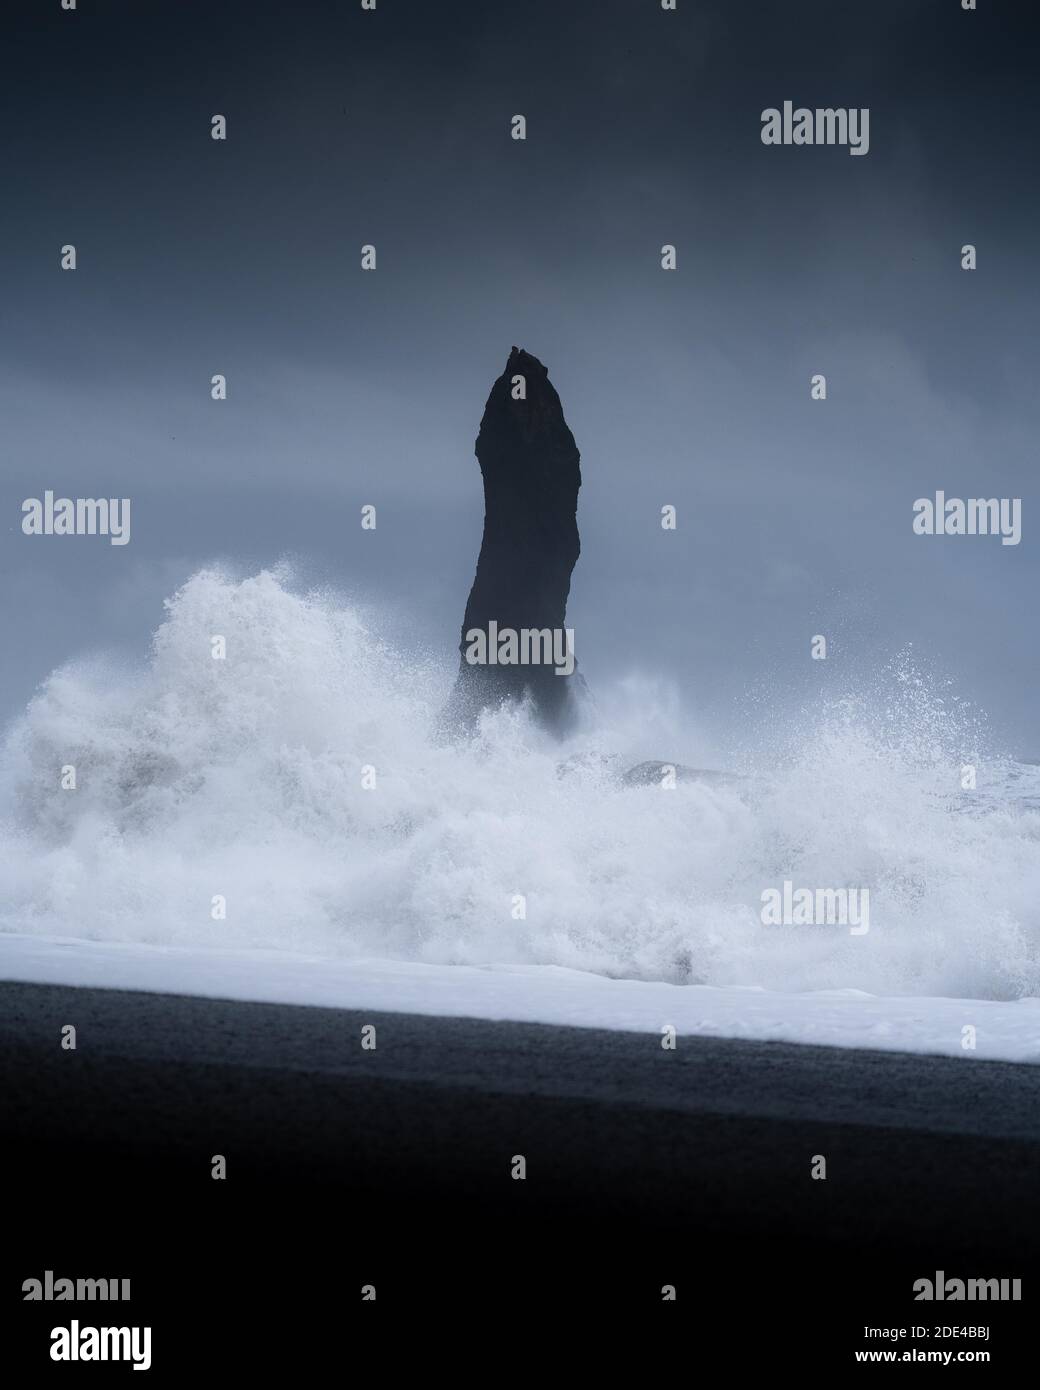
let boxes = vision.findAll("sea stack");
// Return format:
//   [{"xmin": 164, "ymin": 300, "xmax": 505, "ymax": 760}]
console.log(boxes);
[{"xmin": 446, "ymin": 347, "xmax": 586, "ymax": 735}]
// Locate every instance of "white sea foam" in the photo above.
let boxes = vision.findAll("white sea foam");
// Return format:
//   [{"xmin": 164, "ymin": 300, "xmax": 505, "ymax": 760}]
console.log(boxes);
[{"xmin": 1, "ymin": 566, "xmax": 1038, "ymax": 1001}]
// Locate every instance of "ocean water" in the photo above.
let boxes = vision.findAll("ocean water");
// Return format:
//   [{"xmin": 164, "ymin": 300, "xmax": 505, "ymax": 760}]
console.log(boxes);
[{"xmin": 1, "ymin": 566, "xmax": 1038, "ymax": 1002}]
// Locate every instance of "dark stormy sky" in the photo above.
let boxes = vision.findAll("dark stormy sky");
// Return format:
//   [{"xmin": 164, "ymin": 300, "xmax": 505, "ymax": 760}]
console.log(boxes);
[{"xmin": 2, "ymin": 0, "xmax": 1038, "ymax": 754}]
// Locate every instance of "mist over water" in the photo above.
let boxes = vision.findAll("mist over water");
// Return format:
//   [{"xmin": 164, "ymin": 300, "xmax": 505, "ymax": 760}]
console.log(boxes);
[{"xmin": 1, "ymin": 567, "xmax": 1038, "ymax": 1001}]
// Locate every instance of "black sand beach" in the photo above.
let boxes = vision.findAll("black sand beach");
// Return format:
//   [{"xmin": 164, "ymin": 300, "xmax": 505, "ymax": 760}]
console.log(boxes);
[{"xmin": 2, "ymin": 980, "xmax": 1038, "ymax": 1373}]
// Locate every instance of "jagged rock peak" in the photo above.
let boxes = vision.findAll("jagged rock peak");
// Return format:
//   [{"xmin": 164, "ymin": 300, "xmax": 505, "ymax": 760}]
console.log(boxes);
[{"xmin": 445, "ymin": 347, "xmax": 587, "ymax": 736}]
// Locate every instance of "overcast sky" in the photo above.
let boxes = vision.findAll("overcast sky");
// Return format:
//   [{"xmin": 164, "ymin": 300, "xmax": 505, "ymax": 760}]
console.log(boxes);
[{"xmin": 2, "ymin": 0, "xmax": 1037, "ymax": 753}]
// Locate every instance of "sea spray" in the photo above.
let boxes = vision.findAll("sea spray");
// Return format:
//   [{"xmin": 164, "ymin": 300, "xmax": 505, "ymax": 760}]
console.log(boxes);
[{"xmin": 0, "ymin": 567, "xmax": 1037, "ymax": 1000}]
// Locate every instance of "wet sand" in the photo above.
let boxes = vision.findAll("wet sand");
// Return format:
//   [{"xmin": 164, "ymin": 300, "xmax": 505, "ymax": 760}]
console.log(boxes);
[{"xmin": 2, "ymin": 980, "xmax": 1037, "ymax": 1372}]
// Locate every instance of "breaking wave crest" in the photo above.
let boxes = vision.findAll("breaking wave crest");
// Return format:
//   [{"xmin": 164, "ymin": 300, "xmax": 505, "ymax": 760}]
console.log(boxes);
[{"xmin": 2, "ymin": 567, "xmax": 1038, "ymax": 1000}]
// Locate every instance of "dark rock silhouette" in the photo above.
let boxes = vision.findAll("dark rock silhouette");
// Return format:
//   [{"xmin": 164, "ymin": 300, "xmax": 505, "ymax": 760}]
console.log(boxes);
[{"xmin": 446, "ymin": 347, "xmax": 587, "ymax": 735}]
